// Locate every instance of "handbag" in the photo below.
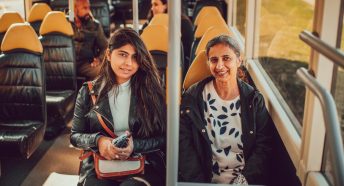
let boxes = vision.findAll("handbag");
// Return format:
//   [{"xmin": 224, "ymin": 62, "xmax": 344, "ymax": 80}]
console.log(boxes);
[{"xmin": 79, "ymin": 81, "xmax": 145, "ymax": 180}]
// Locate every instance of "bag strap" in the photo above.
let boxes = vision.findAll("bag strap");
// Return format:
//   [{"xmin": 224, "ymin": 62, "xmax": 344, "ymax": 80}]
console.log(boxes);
[
  {"xmin": 87, "ymin": 81, "xmax": 116, "ymax": 138},
  {"xmin": 79, "ymin": 82, "xmax": 116, "ymax": 161}
]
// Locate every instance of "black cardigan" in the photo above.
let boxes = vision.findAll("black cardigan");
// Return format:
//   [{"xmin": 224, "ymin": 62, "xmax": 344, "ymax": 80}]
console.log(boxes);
[{"xmin": 178, "ymin": 77, "xmax": 273, "ymax": 184}]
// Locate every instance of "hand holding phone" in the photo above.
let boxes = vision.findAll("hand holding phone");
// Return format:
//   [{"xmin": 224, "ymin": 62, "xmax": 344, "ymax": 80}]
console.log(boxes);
[{"xmin": 112, "ymin": 132, "xmax": 131, "ymax": 148}]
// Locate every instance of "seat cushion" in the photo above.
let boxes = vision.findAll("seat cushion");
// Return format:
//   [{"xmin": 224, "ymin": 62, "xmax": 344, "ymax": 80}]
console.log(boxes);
[
  {"xmin": 46, "ymin": 90, "xmax": 76, "ymax": 119},
  {"xmin": 0, "ymin": 120, "xmax": 45, "ymax": 159}
]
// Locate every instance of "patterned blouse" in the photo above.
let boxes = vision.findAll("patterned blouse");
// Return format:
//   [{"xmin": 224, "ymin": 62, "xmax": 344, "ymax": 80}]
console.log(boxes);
[{"xmin": 202, "ymin": 80, "xmax": 247, "ymax": 184}]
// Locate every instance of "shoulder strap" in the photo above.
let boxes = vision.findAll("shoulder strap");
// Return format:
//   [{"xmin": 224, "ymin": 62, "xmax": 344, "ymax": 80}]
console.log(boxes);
[
  {"xmin": 87, "ymin": 81, "xmax": 97, "ymax": 105},
  {"xmin": 87, "ymin": 81, "xmax": 116, "ymax": 138}
]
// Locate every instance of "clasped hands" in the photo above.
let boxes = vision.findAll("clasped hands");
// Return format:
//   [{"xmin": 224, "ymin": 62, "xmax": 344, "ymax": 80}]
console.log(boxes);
[{"xmin": 98, "ymin": 136, "xmax": 134, "ymax": 160}]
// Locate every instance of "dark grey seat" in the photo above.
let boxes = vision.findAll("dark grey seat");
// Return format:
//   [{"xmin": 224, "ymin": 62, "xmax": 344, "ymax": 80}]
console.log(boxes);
[
  {"xmin": 50, "ymin": 0, "xmax": 110, "ymax": 36},
  {"xmin": 39, "ymin": 11, "xmax": 76, "ymax": 138},
  {"xmin": 0, "ymin": 23, "xmax": 46, "ymax": 159},
  {"xmin": 91, "ymin": 0, "xmax": 110, "ymax": 37}
]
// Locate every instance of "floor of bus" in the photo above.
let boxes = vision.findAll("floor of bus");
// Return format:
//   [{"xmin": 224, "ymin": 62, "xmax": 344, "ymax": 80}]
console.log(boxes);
[{"xmin": 0, "ymin": 121, "xmax": 80, "ymax": 186}]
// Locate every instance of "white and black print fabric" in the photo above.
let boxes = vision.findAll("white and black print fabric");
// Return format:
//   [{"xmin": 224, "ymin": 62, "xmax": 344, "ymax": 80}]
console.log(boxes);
[{"xmin": 202, "ymin": 81, "xmax": 247, "ymax": 184}]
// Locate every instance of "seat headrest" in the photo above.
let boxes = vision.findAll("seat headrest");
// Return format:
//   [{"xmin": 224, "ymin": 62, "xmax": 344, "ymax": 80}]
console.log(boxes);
[
  {"xmin": 194, "ymin": 13, "xmax": 226, "ymax": 39},
  {"xmin": 28, "ymin": 3, "xmax": 52, "ymax": 22},
  {"xmin": 39, "ymin": 11, "xmax": 74, "ymax": 36},
  {"xmin": 141, "ymin": 25, "xmax": 168, "ymax": 52},
  {"xmin": 1, "ymin": 23, "xmax": 43, "ymax": 53},
  {"xmin": 0, "ymin": 12, "xmax": 24, "ymax": 33},
  {"xmin": 183, "ymin": 50, "xmax": 211, "ymax": 90},
  {"xmin": 149, "ymin": 13, "xmax": 168, "ymax": 27},
  {"xmin": 195, "ymin": 25, "xmax": 232, "ymax": 56},
  {"xmin": 194, "ymin": 6, "xmax": 221, "ymax": 26}
]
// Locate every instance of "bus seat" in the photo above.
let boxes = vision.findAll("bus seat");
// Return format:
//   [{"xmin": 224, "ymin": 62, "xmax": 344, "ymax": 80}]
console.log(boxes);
[
  {"xmin": 50, "ymin": 0, "xmax": 110, "ymax": 37},
  {"xmin": 195, "ymin": 25, "xmax": 232, "ymax": 57},
  {"xmin": 32, "ymin": 0, "xmax": 51, "ymax": 5},
  {"xmin": 39, "ymin": 11, "xmax": 76, "ymax": 139},
  {"xmin": 141, "ymin": 25, "xmax": 185, "ymax": 85},
  {"xmin": 149, "ymin": 13, "xmax": 168, "ymax": 27},
  {"xmin": 194, "ymin": 13, "xmax": 226, "ymax": 39},
  {"xmin": 28, "ymin": 3, "xmax": 52, "ymax": 35},
  {"xmin": 194, "ymin": 6, "xmax": 221, "ymax": 27},
  {"xmin": 183, "ymin": 50, "xmax": 210, "ymax": 90},
  {"xmin": 90, "ymin": 0, "xmax": 110, "ymax": 37},
  {"xmin": 50, "ymin": 0, "xmax": 68, "ymax": 13},
  {"xmin": 0, "ymin": 23, "xmax": 46, "ymax": 159},
  {"xmin": 0, "ymin": 12, "xmax": 24, "ymax": 49},
  {"xmin": 192, "ymin": 0, "xmax": 227, "ymax": 23},
  {"xmin": 141, "ymin": 25, "xmax": 169, "ymax": 86},
  {"xmin": 111, "ymin": 0, "xmax": 151, "ymax": 27},
  {"xmin": 189, "ymin": 14, "xmax": 226, "ymax": 63},
  {"xmin": 141, "ymin": 25, "xmax": 169, "ymax": 52}
]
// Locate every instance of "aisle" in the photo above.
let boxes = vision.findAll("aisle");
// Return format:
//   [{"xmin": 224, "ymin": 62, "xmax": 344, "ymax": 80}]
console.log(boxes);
[{"xmin": 21, "ymin": 125, "xmax": 80, "ymax": 186}]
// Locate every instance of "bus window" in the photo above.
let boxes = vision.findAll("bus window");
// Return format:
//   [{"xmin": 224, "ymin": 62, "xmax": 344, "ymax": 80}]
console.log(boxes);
[
  {"xmin": 235, "ymin": 0, "xmax": 246, "ymax": 38},
  {"xmin": 257, "ymin": 0, "xmax": 315, "ymax": 129},
  {"xmin": 324, "ymin": 18, "xmax": 344, "ymax": 184},
  {"xmin": 0, "ymin": 0, "xmax": 25, "ymax": 17}
]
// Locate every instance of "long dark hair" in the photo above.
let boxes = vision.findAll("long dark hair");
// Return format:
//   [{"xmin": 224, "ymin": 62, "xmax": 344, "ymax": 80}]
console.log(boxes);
[{"xmin": 96, "ymin": 28, "xmax": 165, "ymax": 137}]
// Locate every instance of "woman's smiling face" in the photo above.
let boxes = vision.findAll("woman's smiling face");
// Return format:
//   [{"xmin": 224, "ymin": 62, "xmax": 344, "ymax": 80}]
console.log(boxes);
[
  {"xmin": 207, "ymin": 43, "xmax": 241, "ymax": 82},
  {"xmin": 108, "ymin": 44, "xmax": 139, "ymax": 84}
]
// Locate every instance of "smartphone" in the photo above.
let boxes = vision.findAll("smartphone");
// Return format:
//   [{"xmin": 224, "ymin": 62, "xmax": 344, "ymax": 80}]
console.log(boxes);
[{"xmin": 111, "ymin": 132, "xmax": 131, "ymax": 148}]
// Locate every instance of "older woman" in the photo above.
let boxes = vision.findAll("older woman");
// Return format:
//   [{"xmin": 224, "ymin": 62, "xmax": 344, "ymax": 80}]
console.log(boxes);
[{"xmin": 179, "ymin": 35, "xmax": 272, "ymax": 185}]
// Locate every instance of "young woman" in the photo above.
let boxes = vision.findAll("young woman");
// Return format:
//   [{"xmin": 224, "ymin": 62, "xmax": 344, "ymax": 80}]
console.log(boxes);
[
  {"xmin": 179, "ymin": 35, "xmax": 272, "ymax": 185},
  {"xmin": 71, "ymin": 28, "xmax": 166, "ymax": 186}
]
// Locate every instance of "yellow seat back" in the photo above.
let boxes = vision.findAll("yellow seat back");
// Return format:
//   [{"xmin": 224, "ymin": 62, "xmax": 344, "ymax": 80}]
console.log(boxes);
[
  {"xmin": 39, "ymin": 11, "xmax": 73, "ymax": 36},
  {"xmin": 149, "ymin": 13, "xmax": 168, "ymax": 27},
  {"xmin": 1, "ymin": 23, "xmax": 43, "ymax": 53},
  {"xmin": 194, "ymin": 13, "xmax": 226, "ymax": 39},
  {"xmin": 0, "ymin": 12, "xmax": 24, "ymax": 33},
  {"xmin": 194, "ymin": 6, "xmax": 221, "ymax": 26},
  {"xmin": 195, "ymin": 25, "xmax": 232, "ymax": 56},
  {"xmin": 141, "ymin": 25, "xmax": 168, "ymax": 52},
  {"xmin": 28, "ymin": 3, "xmax": 52, "ymax": 23},
  {"xmin": 183, "ymin": 50, "xmax": 211, "ymax": 90}
]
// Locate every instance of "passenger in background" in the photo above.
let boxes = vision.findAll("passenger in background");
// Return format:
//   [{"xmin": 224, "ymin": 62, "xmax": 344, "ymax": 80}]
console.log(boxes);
[
  {"xmin": 71, "ymin": 28, "xmax": 166, "ymax": 186},
  {"xmin": 142, "ymin": 0, "xmax": 194, "ymax": 69},
  {"xmin": 73, "ymin": 0, "xmax": 108, "ymax": 80},
  {"xmin": 179, "ymin": 35, "xmax": 272, "ymax": 185}
]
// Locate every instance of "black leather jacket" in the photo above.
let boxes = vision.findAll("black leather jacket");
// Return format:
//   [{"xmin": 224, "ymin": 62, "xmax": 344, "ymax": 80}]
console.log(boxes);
[
  {"xmin": 71, "ymin": 81, "xmax": 166, "ymax": 184},
  {"xmin": 178, "ymin": 77, "xmax": 273, "ymax": 184}
]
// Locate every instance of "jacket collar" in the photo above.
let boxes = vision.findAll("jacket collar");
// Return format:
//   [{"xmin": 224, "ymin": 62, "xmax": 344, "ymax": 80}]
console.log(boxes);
[
  {"xmin": 182, "ymin": 76, "xmax": 257, "ymax": 155},
  {"xmin": 185, "ymin": 76, "xmax": 255, "ymax": 102},
  {"xmin": 90, "ymin": 79, "xmax": 137, "ymax": 133}
]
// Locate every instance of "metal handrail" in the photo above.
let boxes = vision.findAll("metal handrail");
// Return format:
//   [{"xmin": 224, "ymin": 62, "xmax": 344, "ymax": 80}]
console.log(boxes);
[
  {"xmin": 132, "ymin": 0, "xmax": 139, "ymax": 32},
  {"xmin": 299, "ymin": 30, "xmax": 344, "ymax": 68},
  {"xmin": 296, "ymin": 67, "xmax": 344, "ymax": 186},
  {"xmin": 167, "ymin": 0, "xmax": 181, "ymax": 186}
]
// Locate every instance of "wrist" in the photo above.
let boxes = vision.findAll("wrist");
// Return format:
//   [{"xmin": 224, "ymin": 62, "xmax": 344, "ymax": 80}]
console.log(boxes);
[{"xmin": 96, "ymin": 134, "xmax": 105, "ymax": 147}]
